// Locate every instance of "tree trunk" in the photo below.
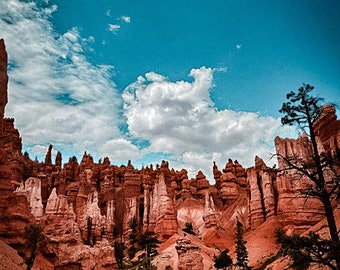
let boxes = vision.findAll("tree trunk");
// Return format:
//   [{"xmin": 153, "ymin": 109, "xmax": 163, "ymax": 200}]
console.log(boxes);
[
  {"xmin": 321, "ymin": 193, "xmax": 339, "ymax": 242},
  {"xmin": 320, "ymin": 191, "xmax": 340, "ymax": 269}
]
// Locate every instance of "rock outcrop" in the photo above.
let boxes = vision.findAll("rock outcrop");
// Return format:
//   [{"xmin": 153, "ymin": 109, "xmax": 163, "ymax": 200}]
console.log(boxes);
[
  {"xmin": 175, "ymin": 238, "xmax": 204, "ymax": 270},
  {"xmin": 0, "ymin": 39, "xmax": 32, "ymax": 247},
  {"xmin": 0, "ymin": 39, "xmax": 8, "ymax": 134},
  {"xmin": 247, "ymin": 156, "xmax": 277, "ymax": 229}
]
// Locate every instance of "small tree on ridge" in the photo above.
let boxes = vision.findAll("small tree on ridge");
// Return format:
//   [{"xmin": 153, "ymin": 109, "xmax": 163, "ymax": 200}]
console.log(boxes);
[{"xmin": 235, "ymin": 221, "xmax": 250, "ymax": 269}]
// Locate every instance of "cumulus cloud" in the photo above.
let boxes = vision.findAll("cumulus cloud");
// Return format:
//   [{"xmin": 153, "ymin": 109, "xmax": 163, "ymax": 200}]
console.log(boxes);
[
  {"xmin": 123, "ymin": 67, "xmax": 296, "ymax": 179},
  {"xmin": 0, "ymin": 0, "xmax": 136, "ymax": 162},
  {"xmin": 100, "ymin": 138, "xmax": 141, "ymax": 163},
  {"xmin": 108, "ymin": 24, "xmax": 121, "ymax": 33}
]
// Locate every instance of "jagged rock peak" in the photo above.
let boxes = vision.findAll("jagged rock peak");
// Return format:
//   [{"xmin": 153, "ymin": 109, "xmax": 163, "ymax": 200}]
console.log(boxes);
[
  {"xmin": 102, "ymin": 156, "xmax": 110, "ymax": 165},
  {"xmin": 44, "ymin": 144, "xmax": 53, "ymax": 165},
  {"xmin": 195, "ymin": 170, "xmax": 206, "ymax": 180},
  {"xmin": 254, "ymin": 155, "xmax": 267, "ymax": 170},
  {"xmin": 0, "ymin": 39, "xmax": 8, "ymax": 133},
  {"xmin": 161, "ymin": 160, "xmax": 169, "ymax": 169},
  {"xmin": 55, "ymin": 151, "xmax": 62, "ymax": 167}
]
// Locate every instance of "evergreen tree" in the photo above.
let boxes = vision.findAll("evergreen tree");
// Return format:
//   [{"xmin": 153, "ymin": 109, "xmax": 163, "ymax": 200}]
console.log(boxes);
[
  {"xmin": 114, "ymin": 240, "xmax": 126, "ymax": 270},
  {"xmin": 214, "ymin": 249, "xmax": 233, "ymax": 269},
  {"xmin": 278, "ymin": 84, "xmax": 339, "ymax": 268},
  {"xmin": 276, "ymin": 229, "xmax": 339, "ymax": 270},
  {"xmin": 182, "ymin": 222, "xmax": 195, "ymax": 235},
  {"xmin": 85, "ymin": 216, "xmax": 94, "ymax": 246},
  {"xmin": 138, "ymin": 231, "xmax": 160, "ymax": 269},
  {"xmin": 128, "ymin": 216, "xmax": 139, "ymax": 259},
  {"xmin": 235, "ymin": 221, "xmax": 250, "ymax": 270},
  {"xmin": 23, "ymin": 224, "xmax": 48, "ymax": 270}
]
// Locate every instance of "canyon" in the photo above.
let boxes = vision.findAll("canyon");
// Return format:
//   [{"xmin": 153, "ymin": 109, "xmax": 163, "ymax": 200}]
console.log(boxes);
[{"xmin": 0, "ymin": 38, "xmax": 339, "ymax": 269}]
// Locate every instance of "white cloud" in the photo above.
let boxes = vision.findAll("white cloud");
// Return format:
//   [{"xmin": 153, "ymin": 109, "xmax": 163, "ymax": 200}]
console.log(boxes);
[
  {"xmin": 121, "ymin": 16, "xmax": 131, "ymax": 23},
  {"xmin": 123, "ymin": 67, "xmax": 296, "ymax": 180},
  {"xmin": 145, "ymin": 71, "xmax": 167, "ymax": 82},
  {"xmin": 0, "ymin": 0, "xmax": 137, "ymax": 162},
  {"xmin": 108, "ymin": 24, "xmax": 120, "ymax": 33},
  {"xmin": 106, "ymin": 9, "xmax": 111, "ymax": 17},
  {"xmin": 100, "ymin": 138, "xmax": 141, "ymax": 163},
  {"xmin": 236, "ymin": 44, "xmax": 242, "ymax": 49}
]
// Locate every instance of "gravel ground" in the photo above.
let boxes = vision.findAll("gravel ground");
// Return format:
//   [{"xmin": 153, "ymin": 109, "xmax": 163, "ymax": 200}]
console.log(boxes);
[{"xmin": 0, "ymin": 240, "xmax": 25, "ymax": 270}]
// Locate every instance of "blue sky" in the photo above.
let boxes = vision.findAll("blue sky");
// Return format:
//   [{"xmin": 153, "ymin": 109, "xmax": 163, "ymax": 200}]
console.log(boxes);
[
  {"xmin": 51, "ymin": 0, "xmax": 340, "ymax": 115},
  {"xmin": 1, "ymin": 0, "xmax": 339, "ymax": 181}
]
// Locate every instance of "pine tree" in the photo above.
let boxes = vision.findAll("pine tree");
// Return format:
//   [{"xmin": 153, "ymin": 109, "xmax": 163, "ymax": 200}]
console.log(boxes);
[
  {"xmin": 214, "ymin": 249, "xmax": 233, "ymax": 269},
  {"xmin": 275, "ymin": 229, "xmax": 339, "ymax": 270},
  {"xmin": 182, "ymin": 222, "xmax": 195, "ymax": 235},
  {"xmin": 278, "ymin": 84, "xmax": 339, "ymax": 269},
  {"xmin": 128, "ymin": 216, "xmax": 139, "ymax": 259},
  {"xmin": 235, "ymin": 221, "xmax": 250, "ymax": 270},
  {"xmin": 114, "ymin": 240, "xmax": 126, "ymax": 270},
  {"xmin": 138, "ymin": 231, "xmax": 160, "ymax": 269},
  {"xmin": 23, "ymin": 224, "xmax": 48, "ymax": 270}
]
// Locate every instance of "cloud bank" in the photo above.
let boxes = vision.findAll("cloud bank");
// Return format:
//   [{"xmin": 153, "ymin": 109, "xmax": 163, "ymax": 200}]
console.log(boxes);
[
  {"xmin": 123, "ymin": 67, "xmax": 295, "ymax": 178},
  {"xmin": 1, "ymin": 0, "xmax": 295, "ymax": 181},
  {"xmin": 0, "ymin": 0, "xmax": 136, "ymax": 162}
]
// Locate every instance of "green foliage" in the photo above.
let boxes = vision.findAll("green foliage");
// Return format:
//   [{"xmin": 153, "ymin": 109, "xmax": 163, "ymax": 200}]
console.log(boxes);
[
  {"xmin": 279, "ymin": 84, "xmax": 340, "ymax": 269},
  {"xmin": 214, "ymin": 249, "xmax": 232, "ymax": 269},
  {"xmin": 279, "ymin": 84, "xmax": 324, "ymax": 131},
  {"xmin": 128, "ymin": 216, "xmax": 139, "ymax": 259},
  {"xmin": 235, "ymin": 221, "xmax": 250, "ymax": 270},
  {"xmin": 138, "ymin": 231, "xmax": 160, "ymax": 269},
  {"xmin": 275, "ymin": 229, "xmax": 339, "ymax": 270},
  {"xmin": 138, "ymin": 231, "xmax": 160, "ymax": 258},
  {"xmin": 23, "ymin": 224, "xmax": 48, "ymax": 270},
  {"xmin": 114, "ymin": 240, "xmax": 126, "ymax": 270},
  {"xmin": 182, "ymin": 222, "xmax": 195, "ymax": 235}
]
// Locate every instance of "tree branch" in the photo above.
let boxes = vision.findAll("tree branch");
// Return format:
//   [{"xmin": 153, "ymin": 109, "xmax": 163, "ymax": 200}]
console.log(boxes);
[{"xmin": 275, "ymin": 153, "xmax": 320, "ymax": 184}]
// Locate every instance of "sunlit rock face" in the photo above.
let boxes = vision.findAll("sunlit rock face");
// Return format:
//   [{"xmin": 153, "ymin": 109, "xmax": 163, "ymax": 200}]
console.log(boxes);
[
  {"xmin": 0, "ymin": 38, "xmax": 339, "ymax": 269},
  {"xmin": 175, "ymin": 238, "xmax": 204, "ymax": 270},
  {"xmin": 247, "ymin": 156, "xmax": 277, "ymax": 229},
  {"xmin": 14, "ymin": 177, "xmax": 44, "ymax": 219},
  {"xmin": 215, "ymin": 159, "xmax": 247, "ymax": 205},
  {"xmin": 152, "ymin": 174, "xmax": 178, "ymax": 240},
  {"xmin": 274, "ymin": 136, "xmax": 326, "ymax": 232}
]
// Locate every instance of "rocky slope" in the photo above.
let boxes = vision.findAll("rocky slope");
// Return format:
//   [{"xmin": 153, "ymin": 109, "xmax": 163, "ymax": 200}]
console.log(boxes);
[{"xmin": 0, "ymin": 39, "xmax": 339, "ymax": 269}]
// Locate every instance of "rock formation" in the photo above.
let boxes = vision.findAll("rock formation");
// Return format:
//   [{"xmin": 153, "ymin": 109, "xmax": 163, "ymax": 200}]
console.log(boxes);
[
  {"xmin": 0, "ymin": 39, "xmax": 339, "ymax": 269},
  {"xmin": 175, "ymin": 238, "xmax": 204, "ymax": 270},
  {"xmin": 14, "ymin": 177, "xmax": 44, "ymax": 219},
  {"xmin": 0, "ymin": 39, "xmax": 32, "ymax": 248},
  {"xmin": 0, "ymin": 39, "xmax": 8, "ymax": 135}
]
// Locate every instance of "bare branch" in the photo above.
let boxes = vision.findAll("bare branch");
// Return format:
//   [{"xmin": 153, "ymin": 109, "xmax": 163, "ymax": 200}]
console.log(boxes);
[{"xmin": 275, "ymin": 153, "xmax": 320, "ymax": 184}]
